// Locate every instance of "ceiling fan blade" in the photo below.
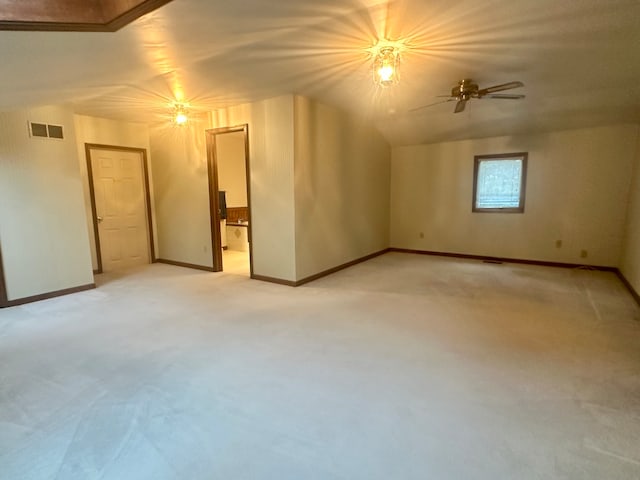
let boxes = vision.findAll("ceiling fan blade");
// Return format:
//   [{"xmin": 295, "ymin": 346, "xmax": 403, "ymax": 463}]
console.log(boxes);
[
  {"xmin": 409, "ymin": 98, "xmax": 455, "ymax": 112},
  {"xmin": 484, "ymin": 94, "xmax": 526, "ymax": 99},
  {"xmin": 454, "ymin": 99, "xmax": 467, "ymax": 113},
  {"xmin": 477, "ymin": 81, "xmax": 524, "ymax": 96}
]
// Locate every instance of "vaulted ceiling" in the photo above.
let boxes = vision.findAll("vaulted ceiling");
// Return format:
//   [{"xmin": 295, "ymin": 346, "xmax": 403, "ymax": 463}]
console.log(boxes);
[{"xmin": 0, "ymin": 0, "xmax": 638, "ymax": 146}]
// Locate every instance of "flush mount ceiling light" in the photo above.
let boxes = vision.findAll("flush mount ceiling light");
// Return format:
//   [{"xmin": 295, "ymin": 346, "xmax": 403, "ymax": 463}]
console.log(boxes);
[
  {"xmin": 373, "ymin": 43, "xmax": 401, "ymax": 87},
  {"xmin": 173, "ymin": 104, "xmax": 188, "ymax": 125}
]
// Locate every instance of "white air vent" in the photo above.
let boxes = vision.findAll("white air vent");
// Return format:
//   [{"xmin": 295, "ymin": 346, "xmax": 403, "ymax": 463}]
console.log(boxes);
[{"xmin": 29, "ymin": 122, "xmax": 64, "ymax": 140}]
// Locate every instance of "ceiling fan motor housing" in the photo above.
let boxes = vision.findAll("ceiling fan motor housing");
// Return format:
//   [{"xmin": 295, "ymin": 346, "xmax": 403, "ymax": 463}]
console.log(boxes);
[{"xmin": 452, "ymin": 79, "xmax": 479, "ymax": 99}]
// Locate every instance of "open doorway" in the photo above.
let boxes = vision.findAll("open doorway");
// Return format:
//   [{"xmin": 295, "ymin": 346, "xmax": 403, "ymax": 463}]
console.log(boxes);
[
  {"xmin": 206, "ymin": 125, "xmax": 252, "ymax": 276},
  {"xmin": 85, "ymin": 144, "xmax": 155, "ymax": 274}
]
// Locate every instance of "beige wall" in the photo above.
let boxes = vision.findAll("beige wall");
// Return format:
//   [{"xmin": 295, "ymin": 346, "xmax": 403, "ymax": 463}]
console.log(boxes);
[
  {"xmin": 293, "ymin": 96, "xmax": 390, "ymax": 280},
  {"xmin": 150, "ymin": 115, "xmax": 214, "ymax": 268},
  {"xmin": 0, "ymin": 105, "xmax": 94, "ymax": 301},
  {"xmin": 211, "ymin": 95, "xmax": 296, "ymax": 281},
  {"xmin": 391, "ymin": 125, "xmax": 638, "ymax": 266},
  {"xmin": 216, "ymin": 131, "xmax": 247, "ymax": 208},
  {"xmin": 74, "ymin": 114, "xmax": 153, "ymax": 271},
  {"xmin": 620, "ymin": 126, "xmax": 640, "ymax": 291}
]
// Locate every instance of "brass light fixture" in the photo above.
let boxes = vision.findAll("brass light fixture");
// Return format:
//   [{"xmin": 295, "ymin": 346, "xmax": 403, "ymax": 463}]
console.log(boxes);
[
  {"xmin": 373, "ymin": 44, "xmax": 400, "ymax": 87},
  {"xmin": 174, "ymin": 104, "xmax": 188, "ymax": 125}
]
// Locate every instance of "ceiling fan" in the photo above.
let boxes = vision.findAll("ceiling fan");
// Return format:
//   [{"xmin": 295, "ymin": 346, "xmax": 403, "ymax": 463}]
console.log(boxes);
[{"xmin": 412, "ymin": 79, "xmax": 525, "ymax": 113}]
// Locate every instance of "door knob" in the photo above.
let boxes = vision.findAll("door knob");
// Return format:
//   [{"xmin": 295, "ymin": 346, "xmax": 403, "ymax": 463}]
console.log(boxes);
[{"xmin": 97, "ymin": 216, "xmax": 103, "ymax": 223}]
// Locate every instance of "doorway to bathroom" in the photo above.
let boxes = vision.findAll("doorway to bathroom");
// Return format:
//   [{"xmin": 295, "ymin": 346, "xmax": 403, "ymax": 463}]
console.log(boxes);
[{"xmin": 205, "ymin": 125, "xmax": 252, "ymax": 276}]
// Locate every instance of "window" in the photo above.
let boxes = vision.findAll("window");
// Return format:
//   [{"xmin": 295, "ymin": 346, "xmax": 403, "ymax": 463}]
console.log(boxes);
[{"xmin": 473, "ymin": 152, "xmax": 528, "ymax": 213}]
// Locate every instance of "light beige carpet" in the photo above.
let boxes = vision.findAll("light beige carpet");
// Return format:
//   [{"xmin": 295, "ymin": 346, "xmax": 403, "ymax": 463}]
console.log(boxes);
[{"xmin": 1, "ymin": 253, "xmax": 639, "ymax": 479}]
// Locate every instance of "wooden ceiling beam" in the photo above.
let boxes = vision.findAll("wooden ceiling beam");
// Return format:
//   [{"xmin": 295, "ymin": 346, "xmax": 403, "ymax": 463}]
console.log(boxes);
[{"xmin": 0, "ymin": 0, "xmax": 174, "ymax": 31}]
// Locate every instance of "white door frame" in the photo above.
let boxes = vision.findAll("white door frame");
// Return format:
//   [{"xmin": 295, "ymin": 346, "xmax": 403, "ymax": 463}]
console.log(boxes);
[{"xmin": 85, "ymin": 143, "xmax": 155, "ymax": 274}]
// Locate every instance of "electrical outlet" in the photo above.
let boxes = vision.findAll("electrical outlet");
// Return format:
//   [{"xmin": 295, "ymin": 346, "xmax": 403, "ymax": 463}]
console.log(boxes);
[
  {"xmin": 555, "ymin": 240, "xmax": 562, "ymax": 248},
  {"xmin": 580, "ymin": 249, "xmax": 588, "ymax": 258}
]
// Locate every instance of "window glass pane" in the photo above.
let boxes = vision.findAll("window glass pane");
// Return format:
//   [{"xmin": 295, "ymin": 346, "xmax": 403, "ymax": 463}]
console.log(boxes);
[{"xmin": 476, "ymin": 159, "xmax": 522, "ymax": 208}]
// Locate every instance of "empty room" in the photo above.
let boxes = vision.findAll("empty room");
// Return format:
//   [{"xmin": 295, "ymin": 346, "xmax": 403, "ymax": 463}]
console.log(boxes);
[{"xmin": 1, "ymin": 0, "xmax": 639, "ymax": 479}]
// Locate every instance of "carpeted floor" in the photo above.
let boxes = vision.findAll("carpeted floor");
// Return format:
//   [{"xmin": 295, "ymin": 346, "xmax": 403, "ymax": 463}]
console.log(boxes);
[{"xmin": 0, "ymin": 252, "xmax": 639, "ymax": 479}]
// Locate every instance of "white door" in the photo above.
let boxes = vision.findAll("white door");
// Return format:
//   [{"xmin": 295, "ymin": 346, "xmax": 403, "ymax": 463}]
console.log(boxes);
[{"xmin": 90, "ymin": 148, "xmax": 150, "ymax": 272}]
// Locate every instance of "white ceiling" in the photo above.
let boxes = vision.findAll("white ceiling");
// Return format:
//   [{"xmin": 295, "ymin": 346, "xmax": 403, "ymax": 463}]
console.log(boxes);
[{"xmin": 1, "ymin": 0, "xmax": 639, "ymax": 146}]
